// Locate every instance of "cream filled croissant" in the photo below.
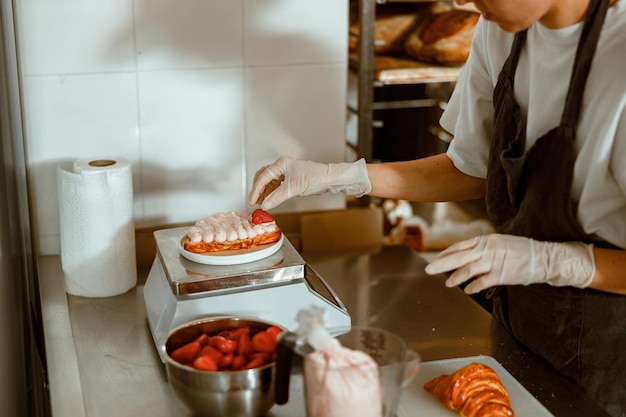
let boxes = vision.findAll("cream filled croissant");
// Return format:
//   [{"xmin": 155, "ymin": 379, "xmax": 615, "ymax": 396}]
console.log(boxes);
[{"xmin": 183, "ymin": 209, "xmax": 281, "ymax": 253}]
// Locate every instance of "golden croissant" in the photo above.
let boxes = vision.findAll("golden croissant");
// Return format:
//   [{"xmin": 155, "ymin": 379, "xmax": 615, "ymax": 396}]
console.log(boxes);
[{"xmin": 423, "ymin": 362, "xmax": 515, "ymax": 417}]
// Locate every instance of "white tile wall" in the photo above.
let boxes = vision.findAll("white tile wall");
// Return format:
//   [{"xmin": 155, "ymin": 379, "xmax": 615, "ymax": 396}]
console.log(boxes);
[
  {"xmin": 16, "ymin": 0, "xmax": 348, "ymax": 256},
  {"xmin": 18, "ymin": 0, "xmax": 136, "ymax": 75},
  {"xmin": 135, "ymin": 0, "xmax": 244, "ymax": 70},
  {"xmin": 243, "ymin": 0, "xmax": 347, "ymax": 66},
  {"xmin": 245, "ymin": 64, "xmax": 347, "ymax": 213}
]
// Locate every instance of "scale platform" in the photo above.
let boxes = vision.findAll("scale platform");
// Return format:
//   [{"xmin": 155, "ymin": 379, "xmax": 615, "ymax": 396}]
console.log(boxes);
[{"xmin": 144, "ymin": 226, "xmax": 351, "ymax": 361}]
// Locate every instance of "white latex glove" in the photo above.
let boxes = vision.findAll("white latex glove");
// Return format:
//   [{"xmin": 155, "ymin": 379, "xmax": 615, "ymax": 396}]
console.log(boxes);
[
  {"xmin": 424, "ymin": 233, "xmax": 596, "ymax": 294},
  {"xmin": 248, "ymin": 156, "xmax": 372, "ymax": 210}
]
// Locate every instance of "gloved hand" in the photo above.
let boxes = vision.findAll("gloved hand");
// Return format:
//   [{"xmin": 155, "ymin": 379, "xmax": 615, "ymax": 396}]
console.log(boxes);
[
  {"xmin": 424, "ymin": 233, "xmax": 596, "ymax": 294},
  {"xmin": 248, "ymin": 156, "xmax": 372, "ymax": 210}
]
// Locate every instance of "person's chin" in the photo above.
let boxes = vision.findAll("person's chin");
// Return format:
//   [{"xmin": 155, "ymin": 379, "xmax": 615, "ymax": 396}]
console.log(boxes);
[{"xmin": 486, "ymin": 15, "xmax": 529, "ymax": 33}]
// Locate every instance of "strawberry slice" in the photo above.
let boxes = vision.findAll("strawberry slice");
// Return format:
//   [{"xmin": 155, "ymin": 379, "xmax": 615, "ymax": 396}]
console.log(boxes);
[{"xmin": 251, "ymin": 209, "xmax": 274, "ymax": 225}]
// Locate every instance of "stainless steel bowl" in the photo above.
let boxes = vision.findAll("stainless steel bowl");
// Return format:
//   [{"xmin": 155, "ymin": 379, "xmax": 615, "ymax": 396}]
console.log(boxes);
[{"xmin": 162, "ymin": 316, "xmax": 279, "ymax": 417}]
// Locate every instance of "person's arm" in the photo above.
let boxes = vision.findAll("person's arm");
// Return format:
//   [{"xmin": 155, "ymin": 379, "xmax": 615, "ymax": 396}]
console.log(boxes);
[
  {"xmin": 367, "ymin": 153, "xmax": 486, "ymax": 202},
  {"xmin": 590, "ymin": 247, "xmax": 626, "ymax": 295},
  {"xmin": 248, "ymin": 153, "xmax": 486, "ymax": 210},
  {"xmin": 425, "ymin": 233, "xmax": 626, "ymax": 296}
]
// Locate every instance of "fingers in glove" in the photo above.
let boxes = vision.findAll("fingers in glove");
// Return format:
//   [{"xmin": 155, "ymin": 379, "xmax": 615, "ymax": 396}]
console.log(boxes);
[
  {"xmin": 261, "ymin": 184, "xmax": 290, "ymax": 210},
  {"xmin": 424, "ymin": 236, "xmax": 483, "ymax": 275},
  {"xmin": 248, "ymin": 158, "xmax": 289, "ymax": 206},
  {"xmin": 256, "ymin": 179, "xmax": 283, "ymax": 209},
  {"xmin": 462, "ymin": 276, "xmax": 494, "ymax": 295},
  {"xmin": 447, "ymin": 244, "xmax": 511, "ymax": 294},
  {"xmin": 249, "ymin": 167, "xmax": 274, "ymax": 205},
  {"xmin": 444, "ymin": 256, "xmax": 492, "ymax": 288}
]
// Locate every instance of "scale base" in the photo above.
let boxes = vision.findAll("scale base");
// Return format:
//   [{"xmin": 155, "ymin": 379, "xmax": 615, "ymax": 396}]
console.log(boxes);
[{"xmin": 144, "ymin": 256, "xmax": 351, "ymax": 362}]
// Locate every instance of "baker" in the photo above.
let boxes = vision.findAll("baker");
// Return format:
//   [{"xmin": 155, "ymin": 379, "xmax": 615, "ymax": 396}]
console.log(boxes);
[{"xmin": 248, "ymin": 0, "xmax": 626, "ymax": 415}]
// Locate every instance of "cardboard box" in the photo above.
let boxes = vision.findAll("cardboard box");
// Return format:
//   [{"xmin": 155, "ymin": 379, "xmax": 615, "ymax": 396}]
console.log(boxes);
[{"xmin": 274, "ymin": 206, "xmax": 383, "ymax": 254}]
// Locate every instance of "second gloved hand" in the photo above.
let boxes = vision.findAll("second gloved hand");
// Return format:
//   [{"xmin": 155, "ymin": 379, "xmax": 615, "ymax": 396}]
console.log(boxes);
[
  {"xmin": 248, "ymin": 156, "xmax": 372, "ymax": 210},
  {"xmin": 424, "ymin": 233, "xmax": 596, "ymax": 294}
]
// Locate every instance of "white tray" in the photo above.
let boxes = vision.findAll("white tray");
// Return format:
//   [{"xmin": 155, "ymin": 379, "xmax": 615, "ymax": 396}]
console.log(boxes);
[{"xmin": 397, "ymin": 355, "xmax": 553, "ymax": 417}]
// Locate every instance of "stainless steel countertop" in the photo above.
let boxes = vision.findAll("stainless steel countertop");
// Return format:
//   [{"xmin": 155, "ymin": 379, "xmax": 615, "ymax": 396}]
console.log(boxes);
[{"xmin": 38, "ymin": 245, "xmax": 609, "ymax": 417}]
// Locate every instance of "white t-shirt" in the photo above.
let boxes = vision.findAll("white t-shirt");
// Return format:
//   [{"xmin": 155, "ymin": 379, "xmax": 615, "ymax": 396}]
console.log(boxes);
[{"xmin": 441, "ymin": 1, "xmax": 626, "ymax": 248}]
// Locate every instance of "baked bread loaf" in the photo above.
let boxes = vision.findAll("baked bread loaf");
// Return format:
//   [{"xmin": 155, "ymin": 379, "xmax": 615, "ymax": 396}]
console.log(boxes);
[
  {"xmin": 182, "ymin": 209, "xmax": 281, "ymax": 254},
  {"xmin": 424, "ymin": 362, "xmax": 515, "ymax": 417},
  {"xmin": 404, "ymin": 9, "xmax": 479, "ymax": 66},
  {"xmin": 349, "ymin": 3, "xmax": 425, "ymax": 55}
]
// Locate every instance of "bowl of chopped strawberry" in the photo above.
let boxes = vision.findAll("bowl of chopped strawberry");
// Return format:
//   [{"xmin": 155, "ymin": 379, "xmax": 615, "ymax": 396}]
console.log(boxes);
[{"xmin": 162, "ymin": 316, "xmax": 284, "ymax": 417}]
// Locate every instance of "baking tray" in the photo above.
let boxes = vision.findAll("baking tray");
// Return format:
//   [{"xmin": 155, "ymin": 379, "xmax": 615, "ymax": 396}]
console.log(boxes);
[
  {"xmin": 349, "ymin": 54, "xmax": 463, "ymax": 85},
  {"xmin": 397, "ymin": 355, "xmax": 554, "ymax": 417}
]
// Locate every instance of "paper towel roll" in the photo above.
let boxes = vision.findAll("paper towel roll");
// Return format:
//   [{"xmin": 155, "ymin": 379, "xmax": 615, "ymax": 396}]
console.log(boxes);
[{"xmin": 58, "ymin": 158, "xmax": 137, "ymax": 297}]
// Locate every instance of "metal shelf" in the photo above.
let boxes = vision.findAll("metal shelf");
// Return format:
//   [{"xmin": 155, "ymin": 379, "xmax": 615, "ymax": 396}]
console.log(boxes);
[
  {"xmin": 349, "ymin": 53, "xmax": 462, "ymax": 85},
  {"xmin": 347, "ymin": 0, "xmax": 460, "ymax": 162}
]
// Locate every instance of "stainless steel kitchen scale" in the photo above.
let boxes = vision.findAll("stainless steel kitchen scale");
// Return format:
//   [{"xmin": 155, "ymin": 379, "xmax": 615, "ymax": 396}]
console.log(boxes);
[{"xmin": 144, "ymin": 226, "xmax": 351, "ymax": 361}]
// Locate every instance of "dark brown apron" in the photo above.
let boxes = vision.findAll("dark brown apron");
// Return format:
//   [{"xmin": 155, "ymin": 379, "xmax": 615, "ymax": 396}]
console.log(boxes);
[{"xmin": 485, "ymin": 0, "xmax": 626, "ymax": 415}]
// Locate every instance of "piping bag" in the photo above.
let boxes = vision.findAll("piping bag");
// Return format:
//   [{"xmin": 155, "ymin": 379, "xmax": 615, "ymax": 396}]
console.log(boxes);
[{"xmin": 275, "ymin": 306, "xmax": 382, "ymax": 417}]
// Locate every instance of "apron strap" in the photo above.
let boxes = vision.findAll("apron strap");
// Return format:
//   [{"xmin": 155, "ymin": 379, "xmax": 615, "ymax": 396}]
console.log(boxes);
[
  {"xmin": 561, "ymin": 0, "xmax": 611, "ymax": 134},
  {"xmin": 501, "ymin": 30, "xmax": 528, "ymax": 80}
]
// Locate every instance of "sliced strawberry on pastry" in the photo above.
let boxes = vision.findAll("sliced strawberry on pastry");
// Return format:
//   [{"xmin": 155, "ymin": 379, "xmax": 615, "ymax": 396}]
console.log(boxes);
[{"xmin": 251, "ymin": 209, "xmax": 275, "ymax": 225}]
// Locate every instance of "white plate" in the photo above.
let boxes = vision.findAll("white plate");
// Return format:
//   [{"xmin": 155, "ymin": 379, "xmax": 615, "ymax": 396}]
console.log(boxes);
[
  {"xmin": 179, "ymin": 234, "xmax": 284, "ymax": 266},
  {"xmin": 397, "ymin": 355, "xmax": 553, "ymax": 417}
]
